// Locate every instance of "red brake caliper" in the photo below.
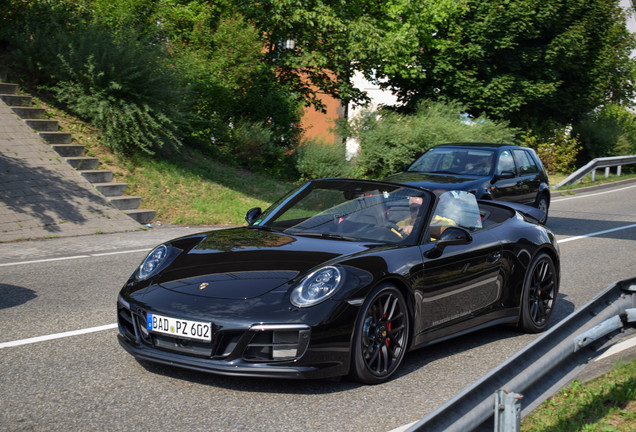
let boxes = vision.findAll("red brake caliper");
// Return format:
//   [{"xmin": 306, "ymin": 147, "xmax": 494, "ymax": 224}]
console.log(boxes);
[{"xmin": 384, "ymin": 312, "xmax": 391, "ymax": 347}]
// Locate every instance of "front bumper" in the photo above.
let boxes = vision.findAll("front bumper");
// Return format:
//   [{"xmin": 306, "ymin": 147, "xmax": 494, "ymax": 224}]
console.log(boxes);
[{"xmin": 117, "ymin": 297, "xmax": 351, "ymax": 379}]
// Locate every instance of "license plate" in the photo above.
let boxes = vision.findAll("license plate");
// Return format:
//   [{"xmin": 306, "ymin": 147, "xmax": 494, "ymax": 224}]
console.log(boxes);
[{"xmin": 146, "ymin": 313, "xmax": 212, "ymax": 342}]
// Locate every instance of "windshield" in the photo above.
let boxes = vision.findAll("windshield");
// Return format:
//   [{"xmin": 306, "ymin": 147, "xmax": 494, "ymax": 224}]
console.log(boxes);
[
  {"xmin": 256, "ymin": 180, "xmax": 432, "ymax": 244},
  {"xmin": 409, "ymin": 147, "xmax": 495, "ymax": 176}
]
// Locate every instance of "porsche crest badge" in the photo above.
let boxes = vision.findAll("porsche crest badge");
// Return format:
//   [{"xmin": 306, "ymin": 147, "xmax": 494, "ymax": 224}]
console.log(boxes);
[{"xmin": 199, "ymin": 282, "xmax": 209, "ymax": 290}]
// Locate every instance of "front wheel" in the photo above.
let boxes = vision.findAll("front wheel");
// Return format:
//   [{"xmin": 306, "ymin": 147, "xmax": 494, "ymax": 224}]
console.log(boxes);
[
  {"xmin": 519, "ymin": 253, "xmax": 558, "ymax": 333},
  {"xmin": 349, "ymin": 284, "xmax": 410, "ymax": 384}
]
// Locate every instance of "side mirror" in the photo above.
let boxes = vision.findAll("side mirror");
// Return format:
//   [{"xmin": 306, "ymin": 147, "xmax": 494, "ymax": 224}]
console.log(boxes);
[
  {"xmin": 402, "ymin": 164, "xmax": 410, "ymax": 172},
  {"xmin": 245, "ymin": 207, "xmax": 262, "ymax": 225},
  {"xmin": 496, "ymin": 170, "xmax": 515, "ymax": 180},
  {"xmin": 425, "ymin": 227, "xmax": 472, "ymax": 258}
]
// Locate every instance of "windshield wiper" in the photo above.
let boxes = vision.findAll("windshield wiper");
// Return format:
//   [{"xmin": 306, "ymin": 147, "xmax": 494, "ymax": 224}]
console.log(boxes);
[{"xmin": 430, "ymin": 170, "xmax": 458, "ymax": 175}]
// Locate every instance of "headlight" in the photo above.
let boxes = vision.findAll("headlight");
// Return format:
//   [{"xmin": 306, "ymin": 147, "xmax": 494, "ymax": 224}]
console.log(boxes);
[
  {"xmin": 291, "ymin": 266, "xmax": 342, "ymax": 307},
  {"xmin": 137, "ymin": 244, "xmax": 169, "ymax": 280}
]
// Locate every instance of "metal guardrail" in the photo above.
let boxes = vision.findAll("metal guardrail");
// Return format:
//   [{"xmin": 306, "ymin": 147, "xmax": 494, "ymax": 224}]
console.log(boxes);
[
  {"xmin": 406, "ymin": 276, "xmax": 636, "ymax": 432},
  {"xmin": 554, "ymin": 155, "xmax": 636, "ymax": 188}
]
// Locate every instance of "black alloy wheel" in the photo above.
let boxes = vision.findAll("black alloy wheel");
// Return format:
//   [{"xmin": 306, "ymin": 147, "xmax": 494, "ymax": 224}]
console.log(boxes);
[
  {"xmin": 519, "ymin": 252, "xmax": 558, "ymax": 333},
  {"xmin": 350, "ymin": 284, "xmax": 409, "ymax": 384}
]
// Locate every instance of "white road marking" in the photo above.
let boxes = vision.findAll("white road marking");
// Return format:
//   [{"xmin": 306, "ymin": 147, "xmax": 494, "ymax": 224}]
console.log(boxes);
[
  {"xmin": 388, "ymin": 421, "xmax": 418, "ymax": 432},
  {"xmin": 0, "ymin": 248, "xmax": 151, "ymax": 267},
  {"xmin": 0, "ymin": 255, "xmax": 91, "ymax": 266},
  {"xmin": 551, "ymin": 183, "xmax": 636, "ymax": 202},
  {"xmin": 596, "ymin": 336, "xmax": 636, "ymax": 361},
  {"xmin": 557, "ymin": 223, "xmax": 636, "ymax": 244},
  {"xmin": 0, "ymin": 323, "xmax": 118, "ymax": 349}
]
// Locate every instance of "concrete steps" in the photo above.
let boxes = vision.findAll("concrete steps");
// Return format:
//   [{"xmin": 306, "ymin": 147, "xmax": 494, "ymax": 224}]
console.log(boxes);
[
  {"xmin": 11, "ymin": 106, "xmax": 45, "ymax": 119},
  {"xmin": 24, "ymin": 119, "xmax": 60, "ymax": 131},
  {"xmin": 109, "ymin": 196, "xmax": 142, "ymax": 210},
  {"xmin": 66, "ymin": 157, "xmax": 100, "ymax": 170},
  {"xmin": 124, "ymin": 209, "xmax": 157, "ymax": 223},
  {"xmin": 80, "ymin": 170, "xmax": 113, "ymax": 183},
  {"xmin": 93, "ymin": 182, "xmax": 128, "ymax": 196},
  {"xmin": 0, "ymin": 81, "xmax": 155, "ymax": 224},
  {"xmin": 40, "ymin": 131, "xmax": 72, "ymax": 144},
  {"xmin": 51, "ymin": 144, "xmax": 86, "ymax": 157},
  {"xmin": 1, "ymin": 94, "xmax": 32, "ymax": 106}
]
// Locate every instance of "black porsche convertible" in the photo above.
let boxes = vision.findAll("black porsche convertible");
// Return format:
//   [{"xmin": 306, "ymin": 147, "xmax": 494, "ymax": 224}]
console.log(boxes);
[{"xmin": 117, "ymin": 179, "xmax": 559, "ymax": 384}]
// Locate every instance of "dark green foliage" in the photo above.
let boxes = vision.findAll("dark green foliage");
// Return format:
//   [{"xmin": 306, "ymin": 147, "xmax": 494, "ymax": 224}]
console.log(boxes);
[
  {"xmin": 181, "ymin": 12, "xmax": 302, "ymax": 158},
  {"xmin": 1, "ymin": 1, "xmax": 300, "ymax": 170},
  {"xmin": 388, "ymin": 0, "xmax": 636, "ymax": 135},
  {"xmin": 225, "ymin": 121, "xmax": 297, "ymax": 178},
  {"xmin": 0, "ymin": 2, "xmax": 88, "ymax": 84},
  {"xmin": 50, "ymin": 28, "xmax": 184, "ymax": 155},
  {"xmin": 346, "ymin": 100, "xmax": 519, "ymax": 179},
  {"xmin": 2, "ymin": 3, "xmax": 184, "ymax": 156},
  {"xmin": 296, "ymin": 139, "xmax": 351, "ymax": 181},
  {"xmin": 575, "ymin": 104, "xmax": 636, "ymax": 160}
]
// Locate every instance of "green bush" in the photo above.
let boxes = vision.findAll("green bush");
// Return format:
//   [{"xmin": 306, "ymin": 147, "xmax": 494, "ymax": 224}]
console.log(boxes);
[
  {"xmin": 229, "ymin": 121, "xmax": 273, "ymax": 165},
  {"xmin": 49, "ymin": 28, "xmax": 184, "ymax": 155},
  {"xmin": 346, "ymin": 100, "xmax": 519, "ymax": 179},
  {"xmin": 575, "ymin": 104, "xmax": 636, "ymax": 160},
  {"xmin": 2, "ymin": 2, "xmax": 301, "ymax": 168},
  {"xmin": 523, "ymin": 129, "xmax": 581, "ymax": 174},
  {"xmin": 224, "ymin": 121, "xmax": 296, "ymax": 178},
  {"xmin": 296, "ymin": 138, "xmax": 351, "ymax": 180}
]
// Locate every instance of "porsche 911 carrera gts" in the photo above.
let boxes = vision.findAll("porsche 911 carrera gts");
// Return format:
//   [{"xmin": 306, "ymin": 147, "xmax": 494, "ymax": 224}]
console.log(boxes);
[{"xmin": 117, "ymin": 179, "xmax": 559, "ymax": 384}]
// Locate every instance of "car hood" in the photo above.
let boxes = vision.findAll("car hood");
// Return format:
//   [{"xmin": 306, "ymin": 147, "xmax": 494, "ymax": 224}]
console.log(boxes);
[
  {"xmin": 385, "ymin": 171, "xmax": 486, "ymax": 190},
  {"xmin": 152, "ymin": 227, "xmax": 376, "ymax": 300}
]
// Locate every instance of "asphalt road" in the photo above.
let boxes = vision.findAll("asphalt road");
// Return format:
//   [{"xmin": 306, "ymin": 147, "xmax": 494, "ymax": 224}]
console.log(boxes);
[{"xmin": 1, "ymin": 182, "xmax": 635, "ymax": 432}]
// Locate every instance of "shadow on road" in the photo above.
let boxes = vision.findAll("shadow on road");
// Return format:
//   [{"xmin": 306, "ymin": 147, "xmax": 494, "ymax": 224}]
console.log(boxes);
[{"xmin": 0, "ymin": 283, "xmax": 37, "ymax": 309}]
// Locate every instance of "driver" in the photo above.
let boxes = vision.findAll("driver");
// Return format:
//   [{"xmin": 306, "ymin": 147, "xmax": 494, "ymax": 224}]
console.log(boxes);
[{"xmin": 397, "ymin": 196, "xmax": 425, "ymax": 236}]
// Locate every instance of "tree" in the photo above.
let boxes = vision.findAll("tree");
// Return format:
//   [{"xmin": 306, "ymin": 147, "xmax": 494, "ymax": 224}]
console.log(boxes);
[
  {"xmin": 238, "ymin": 0, "xmax": 459, "ymax": 112},
  {"xmin": 387, "ymin": 0, "xmax": 636, "ymax": 134}
]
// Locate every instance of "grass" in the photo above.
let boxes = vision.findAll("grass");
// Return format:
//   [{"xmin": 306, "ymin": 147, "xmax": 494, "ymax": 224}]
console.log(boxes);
[
  {"xmin": 122, "ymin": 150, "xmax": 295, "ymax": 225},
  {"xmin": 522, "ymin": 359, "xmax": 636, "ymax": 431}
]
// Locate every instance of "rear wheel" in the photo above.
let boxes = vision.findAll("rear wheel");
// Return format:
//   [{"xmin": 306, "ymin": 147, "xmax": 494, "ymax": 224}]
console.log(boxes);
[
  {"xmin": 535, "ymin": 193, "xmax": 549, "ymax": 224},
  {"xmin": 349, "ymin": 284, "xmax": 410, "ymax": 384},
  {"xmin": 519, "ymin": 253, "xmax": 558, "ymax": 333}
]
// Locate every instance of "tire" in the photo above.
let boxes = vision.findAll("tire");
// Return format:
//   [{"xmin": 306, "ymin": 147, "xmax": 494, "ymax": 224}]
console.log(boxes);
[
  {"xmin": 349, "ymin": 284, "xmax": 410, "ymax": 384},
  {"xmin": 535, "ymin": 193, "xmax": 549, "ymax": 224},
  {"xmin": 519, "ymin": 252, "xmax": 558, "ymax": 333}
]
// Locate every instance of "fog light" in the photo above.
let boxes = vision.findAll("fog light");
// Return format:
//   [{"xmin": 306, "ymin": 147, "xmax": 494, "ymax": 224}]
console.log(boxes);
[
  {"xmin": 247, "ymin": 325, "xmax": 311, "ymax": 362},
  {"xmin": 272, "ymin": 331, "xmax": 299, "ymax": 359}
]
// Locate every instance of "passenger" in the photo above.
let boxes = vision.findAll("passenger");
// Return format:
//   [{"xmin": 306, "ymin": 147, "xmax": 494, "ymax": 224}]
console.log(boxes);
[
  {"xmin": 464, "ymin": 157, "xmax": 491, "ymax": 175},
  {"xmin": 429, "ymin": 194, "xmax": 458, "ymax": 240}
]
